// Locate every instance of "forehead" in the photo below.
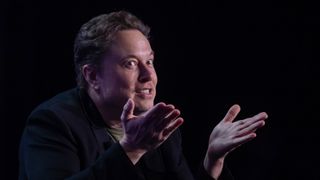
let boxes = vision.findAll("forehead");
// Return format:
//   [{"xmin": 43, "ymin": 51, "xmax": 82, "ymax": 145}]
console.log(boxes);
[{"xmin": 109, "ymin": 29, "xmax": 153, "ymax": 58}]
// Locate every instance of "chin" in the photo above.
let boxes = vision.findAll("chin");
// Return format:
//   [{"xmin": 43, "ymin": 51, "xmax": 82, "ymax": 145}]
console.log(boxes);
[{"xmin": 134, "ymin": 101, "xmax": 154, "ymax": 114}]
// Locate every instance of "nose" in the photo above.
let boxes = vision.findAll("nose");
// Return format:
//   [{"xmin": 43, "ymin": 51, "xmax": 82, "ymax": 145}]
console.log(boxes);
[{"xmin": 138, "ymin": 64, "xmax": 155, "ymax": 83}]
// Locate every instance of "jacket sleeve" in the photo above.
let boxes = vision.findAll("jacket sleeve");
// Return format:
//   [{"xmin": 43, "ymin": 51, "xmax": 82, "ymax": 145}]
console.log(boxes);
[
  {"xmin": 163, "ymin": 130, "xmax": 234, "ymax": 180},
  {"xmin": 197, "ymin": 162, "xmax": 234, "ymax": 180},
  {"xmin": 19, "ymin": 109, "xmax": 143, "ymax": 180},
  {"xmin": 159, "ymin": 130, "xmax": 195, "ymax": 180}
]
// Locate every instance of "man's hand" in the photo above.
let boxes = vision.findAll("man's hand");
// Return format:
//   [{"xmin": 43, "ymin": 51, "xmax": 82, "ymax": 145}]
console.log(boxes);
[
  {"xmin": 204, "ymin": 104, "xmax": 268, "ymax": 179},
  {"xmin": 119, "ymin": 99, "xmax": 184, "ymax": 164}
]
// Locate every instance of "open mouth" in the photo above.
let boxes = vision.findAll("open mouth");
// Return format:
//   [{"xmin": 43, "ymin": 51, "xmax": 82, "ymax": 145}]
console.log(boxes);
[{"xmin": 136, "ymin": 88, "xmax": 152, "ymax": 95}]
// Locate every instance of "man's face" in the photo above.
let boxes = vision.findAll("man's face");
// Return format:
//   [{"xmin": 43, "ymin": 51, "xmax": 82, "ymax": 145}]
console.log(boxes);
[{"xmin": 96, "ymin": 29, "xmax": 157, "ymax": 113}]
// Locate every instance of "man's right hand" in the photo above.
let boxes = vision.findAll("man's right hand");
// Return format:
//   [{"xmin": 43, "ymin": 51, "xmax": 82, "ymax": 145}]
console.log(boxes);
[
  {"xmin": 119, "ymin": 98, "xmax": 184, "ymax": 164},
  {"xmin": 204, "ymin": 104, "xmax": 268, "ymax": 179}
]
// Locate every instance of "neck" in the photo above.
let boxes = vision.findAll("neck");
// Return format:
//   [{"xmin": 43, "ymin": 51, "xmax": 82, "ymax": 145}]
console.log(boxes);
[{"xmin": 87, "ymin": 88, "xmax": 123, "ymax": 129}]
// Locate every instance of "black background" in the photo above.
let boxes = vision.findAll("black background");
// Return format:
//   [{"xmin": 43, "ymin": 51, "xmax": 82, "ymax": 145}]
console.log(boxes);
[{"xmin": 1, "ymin": 0, "xmax": 319, "ymax": 179}]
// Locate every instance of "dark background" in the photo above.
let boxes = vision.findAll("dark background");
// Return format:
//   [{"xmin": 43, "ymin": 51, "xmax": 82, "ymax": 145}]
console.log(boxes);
[{"xmin": 2, "ymin": 0, "xmax": 319, "ymax": 179}]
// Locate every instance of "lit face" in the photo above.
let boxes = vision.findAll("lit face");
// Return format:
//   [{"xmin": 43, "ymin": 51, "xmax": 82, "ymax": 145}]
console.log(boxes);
[{"xmin": 96, "ymin": 29, "xmax": 157, "ymax": 113}]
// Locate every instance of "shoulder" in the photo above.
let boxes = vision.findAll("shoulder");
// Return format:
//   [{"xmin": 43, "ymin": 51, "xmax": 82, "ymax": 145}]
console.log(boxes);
[
  {"xmin": 22, "ymin": 88, "xmax": 99, "ymax": 153},
  {"xmin": 30, "ymin": 88, "xmax": 80, "ymax": 116},
  {"xmin": 26, "ymin": 87, "xmax": 91, "ymax": 138},
  {"xmin": 27, "ymin": 88, "xmax": 87, "ymax": 126}
]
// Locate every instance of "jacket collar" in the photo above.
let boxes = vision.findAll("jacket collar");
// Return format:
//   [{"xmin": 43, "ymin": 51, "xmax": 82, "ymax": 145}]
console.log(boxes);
[
  {"xmin": 78, "ymin": 87, "xmax": 106, "ymax": 128},
  {"xmin": 78, "ymin": 87, "xmax": 114, "ymax": 150}
]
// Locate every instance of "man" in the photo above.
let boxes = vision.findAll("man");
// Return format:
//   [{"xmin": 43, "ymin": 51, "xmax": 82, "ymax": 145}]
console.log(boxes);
[{"xmin": 19, "ymin": 11, "xmax": 267, "ymax": 179}]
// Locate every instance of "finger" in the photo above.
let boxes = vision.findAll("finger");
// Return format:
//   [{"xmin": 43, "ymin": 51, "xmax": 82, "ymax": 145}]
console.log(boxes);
[
  {"xmin": 223, "ymin": 104, "xmax": 241, "ymax": 122},
  {"xmin": 160, "ymin": 104, "xmax": 176, "ymax": 119},
  {"xmin": 162, "ymin": 118, "xmax": 184, "ymax": 137},
  {"xmin": 156, "ymin": 109, "xmax": 181, "ymax": 131},
  {"xmin": 235, "ymin": 120, "xmax": 265, "ymax": 138},
  {"xmin": 232, "ymin": 133, "xmax": 257, "ymax": 147},
  {"xmin": 121, "ymin": 98, "xmax": 135, "ymax": 121},
  {"xmin": 146, "ymin": 103, "xmax": 175, "ymax": 121},
  {"xmin": 236, "ymin": 112, "xmax": 268, "ymax": 129},
  {"xmin": 158, "ymin": 104, "xmax": 176, "ymax": 119},
  {"xmin": 148, "ymin": 103, "xmax": 174, "ymax": 118},
  {"xmin": 141, "ymin": 117, "xmax": 183, "ymax": 150}
]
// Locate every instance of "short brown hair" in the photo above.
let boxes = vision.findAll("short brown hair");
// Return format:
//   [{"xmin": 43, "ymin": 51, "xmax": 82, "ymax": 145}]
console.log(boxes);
[{"xmin": 73, "ymin": 11, "xmax": 150, "ymax": 88}]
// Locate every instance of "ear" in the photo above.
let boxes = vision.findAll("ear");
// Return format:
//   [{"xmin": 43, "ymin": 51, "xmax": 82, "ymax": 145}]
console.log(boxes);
[{"xmin": 82, "ymin": 64, "xmax": 99, "ymax": 90}]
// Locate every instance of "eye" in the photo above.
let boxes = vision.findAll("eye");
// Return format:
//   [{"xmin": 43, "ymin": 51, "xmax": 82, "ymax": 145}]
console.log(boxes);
[
  {"xmin": 124, "ymin": 59, "xmax": 138, "ymax": 69},
  {"xmin": 146, "ymin": 59, "xmax": 154, "ymax": 66}
]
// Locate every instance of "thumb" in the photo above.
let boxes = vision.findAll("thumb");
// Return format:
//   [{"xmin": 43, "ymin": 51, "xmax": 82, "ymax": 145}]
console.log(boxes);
[
  {"xmin": 222, "ymin": 104, "xmax": 240, "ymax": 122},
  {"xmin": 121, "ymin": 98, "xmax": 135, "ymax": 121}
]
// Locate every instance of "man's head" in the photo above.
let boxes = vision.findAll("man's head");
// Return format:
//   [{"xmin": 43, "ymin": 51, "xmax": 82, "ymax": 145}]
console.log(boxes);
[
  {"xmin": 74, "ymin": 11, "xmax": 151, "ymax": 88},
  {"xmin": 74, "ymin": 11, "xmax": 157, "ymax": 113}
]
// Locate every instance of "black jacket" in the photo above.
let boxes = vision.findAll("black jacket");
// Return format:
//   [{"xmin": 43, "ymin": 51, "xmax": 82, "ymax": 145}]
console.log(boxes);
[{"xmin": 19, "ymin": 88, "xmax": 233, "ymax": 180}]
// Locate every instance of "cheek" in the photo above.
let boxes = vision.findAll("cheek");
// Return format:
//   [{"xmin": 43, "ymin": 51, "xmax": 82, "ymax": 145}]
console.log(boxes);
[
  {"xmin": 108, "ymin": 68, "xmax": 135, "ymax": 85},
  {"xmin": 153, "ymin": 72, "xmax": 158, "ymax": 85},
  {"xmin": 117, "ymin": 73, "xmax": 137, "ymax": 89}
]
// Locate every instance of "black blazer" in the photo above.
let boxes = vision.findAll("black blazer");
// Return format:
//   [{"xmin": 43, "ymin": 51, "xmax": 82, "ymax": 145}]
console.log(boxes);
[{"xmin": 19, "ymin": 88, "xmax": 233, "ymax": 180}]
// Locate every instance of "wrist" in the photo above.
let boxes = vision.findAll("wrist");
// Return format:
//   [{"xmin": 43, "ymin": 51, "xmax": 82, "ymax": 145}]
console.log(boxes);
[{"xmin": 204, "ymin": 153, "xmax": 225, "ymax": 179}]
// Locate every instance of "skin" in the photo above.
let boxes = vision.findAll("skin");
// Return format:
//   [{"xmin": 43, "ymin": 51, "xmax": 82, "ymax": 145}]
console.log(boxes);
[
  {"xmin": 82, "ymin": 29, "xmax": 268, "ymax": 178},
  {"xmin": 204, "ymin": 105, "xmax": 267, "ymax": 178},
  {"xmin": 83, "ymin": 29, "xmax": 183, "ymax": 164},
  {"xmin": 84, "ymin": 29, "xmax": 158, "ymax": 123}
]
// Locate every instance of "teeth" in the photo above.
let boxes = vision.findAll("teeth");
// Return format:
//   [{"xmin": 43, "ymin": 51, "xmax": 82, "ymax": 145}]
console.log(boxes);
[{"xmin": 139, "ymin": 89, "xmax": 150, "ymax": 94}]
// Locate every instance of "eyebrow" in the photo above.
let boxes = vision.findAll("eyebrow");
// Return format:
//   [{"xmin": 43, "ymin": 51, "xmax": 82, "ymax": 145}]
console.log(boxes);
[{"xmin": 122, "ymin": 51, "xmax": 155, "ymax": 60}]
